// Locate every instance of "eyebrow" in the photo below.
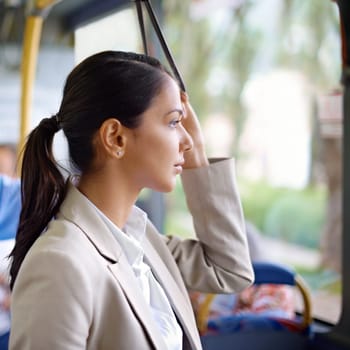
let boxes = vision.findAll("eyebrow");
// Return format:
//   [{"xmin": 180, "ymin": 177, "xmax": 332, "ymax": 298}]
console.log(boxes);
[{"xmin": 163, "ymin": 108, "xmax": 184, "ymax": 118}]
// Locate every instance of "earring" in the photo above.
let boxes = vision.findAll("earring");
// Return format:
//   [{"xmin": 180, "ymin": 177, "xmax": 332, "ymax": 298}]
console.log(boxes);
[{"xmin": 116, "ymin": 150, "xmax": 124, "ymax": 157}]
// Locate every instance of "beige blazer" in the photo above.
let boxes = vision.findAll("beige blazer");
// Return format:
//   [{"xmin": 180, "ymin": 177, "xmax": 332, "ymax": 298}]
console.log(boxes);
[{"xmin": 10, "ymin": 159, "xmax": 253, "ymax": 350}]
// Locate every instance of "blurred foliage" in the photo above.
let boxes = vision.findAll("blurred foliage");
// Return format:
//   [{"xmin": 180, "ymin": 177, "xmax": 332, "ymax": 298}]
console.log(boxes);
[
  {"xmin": 164, "ymin": 177, "xmax": 195, "ymax": 238},
  {"xmin": 239, "ymin": 179, "xmax": 327, "ymax": 248},
  {"xmin": 163, "ymin": 0, "xmax": 261, "ymax": 157},
  {"xmin": 264, "ymin": 191, "xmax": 326, "ymax": 248},
  {"xmin": 164, "ymin": 177, "xmax": 326, "ymax": 249},
  {"xmin": 161, "ymin": 0, "xmax": 340, "ymax": 160},
  {"xmin": 275, "ymin": 0, "xmax": 340, "ymax": 88},
  {"xmin": 295, "ymin": 265, "xmax": 341, "ymax": 292}
]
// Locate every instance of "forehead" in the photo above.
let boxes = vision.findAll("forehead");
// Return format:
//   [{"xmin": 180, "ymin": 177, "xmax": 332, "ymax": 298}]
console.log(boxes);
[
  {"xmin": 134, "ymin": 76, "xmax": 182, "ymax": 128},
  {"xmin": 152, "ymin": 76, "xmax": 181, "ymax": 108}
]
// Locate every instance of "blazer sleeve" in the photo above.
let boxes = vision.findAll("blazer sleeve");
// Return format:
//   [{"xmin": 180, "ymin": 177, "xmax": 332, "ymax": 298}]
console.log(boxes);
[{"xmin": 164, "ymin": 158, "xmax": 254, "ymax": 294}]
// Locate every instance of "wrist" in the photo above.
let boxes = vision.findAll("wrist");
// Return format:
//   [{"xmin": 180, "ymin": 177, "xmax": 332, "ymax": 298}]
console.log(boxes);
[{"xmin": 183, "ymin": 147, "xmax": 209, "ymax": 169}]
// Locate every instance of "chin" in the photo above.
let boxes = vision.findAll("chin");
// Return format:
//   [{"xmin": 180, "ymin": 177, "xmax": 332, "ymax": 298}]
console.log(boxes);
[
  {"xmin": 157, "ymin": 184, "xmax": 175, "ymax": 193},
  {"xmin": 151, "ymin": 179, "xmax": 176, "ymax": 193}
]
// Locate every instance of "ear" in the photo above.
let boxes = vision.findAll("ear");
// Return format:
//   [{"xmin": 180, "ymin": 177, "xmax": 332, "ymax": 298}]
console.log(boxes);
[{"xmin": 98, "ymin": 118, "xmax": 127, "ymax": 158}]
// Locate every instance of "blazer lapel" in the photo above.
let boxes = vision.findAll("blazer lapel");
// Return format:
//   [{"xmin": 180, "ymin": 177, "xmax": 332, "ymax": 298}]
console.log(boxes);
[
  {"xmin": 108, "ymin": 257, "xmax": 168, "ymax": 350},
  {"xmin": 59, "ymin": 182, "xmax": 122, "ymax": 263},
  {"xmin": 143, "ymin": 238, "xmax": 202, "ymax": 350},
  {"xmin": 59, "ymin": 183, "xmax": 167, "ymax": 349}
]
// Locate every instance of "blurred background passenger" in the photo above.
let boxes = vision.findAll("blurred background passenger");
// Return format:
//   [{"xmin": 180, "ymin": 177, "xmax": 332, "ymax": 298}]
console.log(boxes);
[
  {"xmin": 0, "ymin": 144, "xmax": 17, "ymax": 179},
  {"xmin": 190, "ymin": 221, "xmax": 295, "ymax": 331},
  {"xmin": 0, "ymin": 144, "xmax": 21, "ymax": 349}
]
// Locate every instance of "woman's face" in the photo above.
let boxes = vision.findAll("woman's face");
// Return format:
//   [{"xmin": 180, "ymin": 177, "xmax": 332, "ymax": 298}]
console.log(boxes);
[{"xmin": 123, "ymin": 76, "xmax": 193, "ymax": 192}]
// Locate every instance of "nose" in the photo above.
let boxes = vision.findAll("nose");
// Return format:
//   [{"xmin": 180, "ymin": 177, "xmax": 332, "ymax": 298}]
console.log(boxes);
[{"xmin": 179, "ymin": 125, "xmax": 193, "ymax": 152}]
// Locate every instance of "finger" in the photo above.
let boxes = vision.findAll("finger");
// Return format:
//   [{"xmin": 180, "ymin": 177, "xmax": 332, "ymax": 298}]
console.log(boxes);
[{"xmin": 180, "ymin": 91, "xmax": 188, "ymax": 103}]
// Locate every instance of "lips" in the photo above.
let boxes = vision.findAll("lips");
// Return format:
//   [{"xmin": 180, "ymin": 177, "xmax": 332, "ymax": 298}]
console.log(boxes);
[
  {"xmin": 174, "ymin": 161, "xmax": 184, "ymax": 174},
  {"xmin": 174, "ymin": 160, "xmax": 184, "ymax": 167},
  {"xmin": 174, "ymin": 162, "xmax": 184, "ymax": 167}
]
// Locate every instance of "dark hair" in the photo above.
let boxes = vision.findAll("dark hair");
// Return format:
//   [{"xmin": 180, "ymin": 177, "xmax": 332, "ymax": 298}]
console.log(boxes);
[{"xmin": 9, "ymin": 51, "xmax": 172, "ymax": 289}]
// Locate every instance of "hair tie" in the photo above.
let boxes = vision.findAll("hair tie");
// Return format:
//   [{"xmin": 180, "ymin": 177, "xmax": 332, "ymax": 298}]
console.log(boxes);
[{"xmin": 51, "ymin": 114, "xmax": 61, "ymax": 132}]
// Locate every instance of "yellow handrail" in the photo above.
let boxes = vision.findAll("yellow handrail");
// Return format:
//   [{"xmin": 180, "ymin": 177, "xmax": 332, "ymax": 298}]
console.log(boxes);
[
  {"xmin": 19, "ymin": 15, "xmax": 43, "ymax": 158},
  {"xmin": 295, "ymin": 274, "xmax": 313, "ymax": 328},
  {"xmin": 18, "ymin": 0, "xmax": 62, "ymax": 172},
  {"xmin": 197, "ymin": 293, "xmax": 216, "ymax": 334}
]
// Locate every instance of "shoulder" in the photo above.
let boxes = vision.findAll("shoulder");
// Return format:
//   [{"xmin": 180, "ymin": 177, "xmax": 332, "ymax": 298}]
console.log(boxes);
[
  {"xmin": 12, "ymin": 219, "xmax": 107, "ymax": 316},
  {"xmin": 40, "ymin": 219, "xmax": 101, "ymax": 261},
  {"xmin": 19, "ymin": 218, "xmax": 106, "ymax": 285}
]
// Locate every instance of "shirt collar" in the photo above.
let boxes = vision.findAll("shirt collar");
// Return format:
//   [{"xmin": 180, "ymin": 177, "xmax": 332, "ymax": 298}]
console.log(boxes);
[
  {"xmin": 82, "ymin": 194, "xmax": 148, "ymax": 268},
  {"xmin": 124, "ymin": 206, "xmax": 148, "ymax": 240}
]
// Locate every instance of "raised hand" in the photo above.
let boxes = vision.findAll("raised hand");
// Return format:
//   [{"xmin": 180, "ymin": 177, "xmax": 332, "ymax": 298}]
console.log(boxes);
[{"xmin": 181, "ymin": 92, "xmax": 209, "ymax": 169}]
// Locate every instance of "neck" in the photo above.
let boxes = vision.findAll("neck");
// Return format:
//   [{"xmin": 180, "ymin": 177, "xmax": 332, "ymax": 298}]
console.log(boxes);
[{"xmin": 77, "ymin": 170, "xmax": 140, "ymax": 228}]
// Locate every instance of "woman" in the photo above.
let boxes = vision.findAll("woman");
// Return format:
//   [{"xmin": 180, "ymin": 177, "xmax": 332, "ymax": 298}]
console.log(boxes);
[{"xmin": 9, "ymin": 51, "xmax": 253, "ymax": 350}]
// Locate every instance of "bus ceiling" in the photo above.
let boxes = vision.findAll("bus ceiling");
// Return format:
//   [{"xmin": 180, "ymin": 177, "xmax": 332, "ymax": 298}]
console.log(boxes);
[{"xmin": 0, "ymin": 0, "xmax": 163, "ymax": 32}]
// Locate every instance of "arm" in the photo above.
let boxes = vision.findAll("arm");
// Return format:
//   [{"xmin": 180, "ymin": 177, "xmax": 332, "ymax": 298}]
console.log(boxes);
[
  {"xmin": 166, "ymin": 159, "xmax": 254, "ymax": 294},
  {"xmin": 165, "ymin": 96, "xmax": 254, "ymax": 293}
]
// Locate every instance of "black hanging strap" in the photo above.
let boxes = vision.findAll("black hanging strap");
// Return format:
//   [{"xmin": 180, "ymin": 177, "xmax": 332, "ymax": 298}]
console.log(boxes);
[
  {"xmin": 135, "ymin": 0, "xmax": 148, "ymax": 55},
  {"xmin": 134, "ymin": 0, "xmax": 186, "ymax": 92}
]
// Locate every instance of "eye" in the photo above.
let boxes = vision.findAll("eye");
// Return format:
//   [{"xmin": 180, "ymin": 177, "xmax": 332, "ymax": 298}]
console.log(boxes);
[
  {"xmin": 168, "ymin": 110, "xmax": 184, "ymax": 128},
  {"xmin": 169, "ymin": 118, "xmax": 182, "ymax": 128}
]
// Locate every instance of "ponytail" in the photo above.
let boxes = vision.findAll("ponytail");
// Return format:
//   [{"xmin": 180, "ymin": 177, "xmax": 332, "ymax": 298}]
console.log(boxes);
[{"xmin": 9, "ymin": 116, "xmax": 67, "ymax": 290}]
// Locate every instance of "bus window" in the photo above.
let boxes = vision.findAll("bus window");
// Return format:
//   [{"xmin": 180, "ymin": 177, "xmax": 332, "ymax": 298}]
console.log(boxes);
[{"xmin": 162, "ymin": 0, "xmax": 341, "ymax": 326}]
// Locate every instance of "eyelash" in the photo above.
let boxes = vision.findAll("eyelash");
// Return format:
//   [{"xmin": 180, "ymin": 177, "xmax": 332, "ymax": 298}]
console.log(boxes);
[{"xmin": 169, "ymin": 119, "xmax": 182, "ymax": 128}]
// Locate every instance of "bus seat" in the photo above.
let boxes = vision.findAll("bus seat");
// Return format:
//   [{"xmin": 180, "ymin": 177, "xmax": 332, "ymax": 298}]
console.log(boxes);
[{"xmin": 192, "ymin": 262, "xmax": 312, "ymax": 350}]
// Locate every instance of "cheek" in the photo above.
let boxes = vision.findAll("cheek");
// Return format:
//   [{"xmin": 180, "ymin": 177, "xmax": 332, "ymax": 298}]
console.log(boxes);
[
  {"xmin": 157, "ymin": 137, "xmax": 179, "ymax": 162},
  {"xmin": 147, "ymin": 129, "xmax": 178, "ymax": 153},
  {"xmin": 132, "ymin": 124, "xmax": 180, "ymax": 164}
]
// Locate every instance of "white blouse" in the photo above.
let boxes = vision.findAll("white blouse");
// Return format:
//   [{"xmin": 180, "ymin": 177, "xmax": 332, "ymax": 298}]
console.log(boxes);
[{"xmin": 89, "ymin": 202, "xmax": 183, "ymax": 350}]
